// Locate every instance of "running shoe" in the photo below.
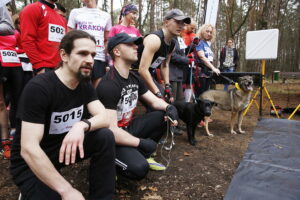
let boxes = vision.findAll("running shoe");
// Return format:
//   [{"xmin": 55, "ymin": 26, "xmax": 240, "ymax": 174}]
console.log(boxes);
[{"xmin": 146, "ymin": 157, "xmax": 166, "ymax": 171}]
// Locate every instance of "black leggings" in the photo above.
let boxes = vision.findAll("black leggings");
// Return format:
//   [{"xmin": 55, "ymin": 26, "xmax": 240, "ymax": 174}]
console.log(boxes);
[
  {"xmin": 3, "ymin": 67, "xmax": 24, "ymax": 128},
  {"xmin": 115, "ymin": 111, "xmax": 166, "ymax": 180},
  {"xmin": 16, "ymin": 128, "xmax": 116, "ymax": 200}
]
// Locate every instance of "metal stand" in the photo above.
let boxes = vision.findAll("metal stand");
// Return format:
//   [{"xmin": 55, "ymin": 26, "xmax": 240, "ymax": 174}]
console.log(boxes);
[
  {"xmin": 288, "ymin": 104, "xmax": 300, "ymax": 120},
  {"xmin": 244, "ymin": 60, "xmax": 280, "ymax": 118}
]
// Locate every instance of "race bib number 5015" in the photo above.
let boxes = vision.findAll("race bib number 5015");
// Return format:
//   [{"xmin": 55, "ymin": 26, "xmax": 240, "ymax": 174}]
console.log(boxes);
[{"xmin": 49, "ymin": 105, "xmax": 83, "ymax": 134}]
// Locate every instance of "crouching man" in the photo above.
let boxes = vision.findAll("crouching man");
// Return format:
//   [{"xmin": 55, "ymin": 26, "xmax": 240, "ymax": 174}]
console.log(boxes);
[
  {"xmin": 96, "ymin": 33, "xmax": 178, "ymax": 180},
  {"xmin": 10, "ymin": 30, "xmax": 116, "ymax": 200}
]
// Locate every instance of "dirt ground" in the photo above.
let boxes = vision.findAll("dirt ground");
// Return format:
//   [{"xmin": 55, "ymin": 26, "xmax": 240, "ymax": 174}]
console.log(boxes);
[{"xmin": 0, "ymin": 81, "xmax": 299, "ymax": 200}]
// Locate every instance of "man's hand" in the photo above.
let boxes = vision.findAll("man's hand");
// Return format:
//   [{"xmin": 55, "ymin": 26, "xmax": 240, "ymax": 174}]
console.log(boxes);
[
  {"xmin": 164, "ymin": 84, "xmax": 174, "ymax": 103},
  {"xmin": 137, "ymin": 138, "xmax": 157, "ymax": 157},
  {"xmin": 165, "ymin": 105, "xmax": 178, "ymax": 126},
  {"xmin": 61, "ymin": 187, "xmax": 85, "ymax": 200},
  {"xmin": 59, "ymin": 122, "xmax": 86, "ymax": 165},
  {"xmin": 212, "ymin": 67, "xmax": 220, "ymax": 75}
]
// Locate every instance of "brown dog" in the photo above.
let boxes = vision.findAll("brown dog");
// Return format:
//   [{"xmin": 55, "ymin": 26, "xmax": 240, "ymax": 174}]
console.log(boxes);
[{"xmin": 200, "ymin": 76, "xmax": 253, "ymax": 136}]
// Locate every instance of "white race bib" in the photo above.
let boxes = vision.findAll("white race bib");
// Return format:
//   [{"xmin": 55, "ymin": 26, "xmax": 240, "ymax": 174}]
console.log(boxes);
[
  {"xmin": 0, "ymin": 50, "xmax": 20, "ymax": 63},
  {"xmin": 150, "ymin": 56, "xmax": 166, "ymax": 69},
  {"xmin": 48, "ymin": 24, "xmax": 65, "ymax": 42},
  {"xmin": 49, "ymin": 105, "xmax": 83, "ymax": 135},
  {"xmin": 21, "ymin": 62, "xmax": 33, "ymax": 71},
  {"xmin": 178, "ymin": 37, "xmax": 187, "ymax": 49},
  {"xmin": 95, "ymin": 36, "xmax": 105, "ymax": 52}
]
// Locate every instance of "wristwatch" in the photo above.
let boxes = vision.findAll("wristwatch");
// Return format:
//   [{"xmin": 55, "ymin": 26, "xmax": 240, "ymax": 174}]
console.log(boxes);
[{"xmin": 81, "ymin": 119, "xmax": 91, "ymax": 133}]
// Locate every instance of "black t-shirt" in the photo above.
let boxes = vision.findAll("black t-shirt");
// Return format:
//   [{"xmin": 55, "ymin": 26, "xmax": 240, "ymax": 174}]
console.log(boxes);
[
  {"xmin": 11, "ymin": 71, "xmax": 97, "ymax": 185},
  {"xmin": 97, "ymin": 67, "xmax": 148, "ymax": 127}
]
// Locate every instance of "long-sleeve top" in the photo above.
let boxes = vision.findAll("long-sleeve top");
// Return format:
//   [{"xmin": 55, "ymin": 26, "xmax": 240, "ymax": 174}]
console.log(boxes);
[{"xmin": 19, "ymin": 0, "xmax": 67, "ymax": 69}]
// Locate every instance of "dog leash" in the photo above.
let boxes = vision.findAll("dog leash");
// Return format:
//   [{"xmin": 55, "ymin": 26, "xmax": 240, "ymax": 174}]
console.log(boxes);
[
  {"xmin": 160, "ymin": 117, "xmax": 175, "ymax": 169},
  {"xmin": 219, "ymin": 74, "xmax": 235, "ymax": 85},
  {"xmin": 219, "ymin": 74, "xmax": 241, "ymax": 90}
]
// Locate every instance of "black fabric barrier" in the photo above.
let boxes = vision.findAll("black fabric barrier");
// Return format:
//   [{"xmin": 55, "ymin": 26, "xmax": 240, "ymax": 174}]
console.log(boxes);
[{"xmin": 225, "ymin": 118, "xmax": 300, "ymax": 200}]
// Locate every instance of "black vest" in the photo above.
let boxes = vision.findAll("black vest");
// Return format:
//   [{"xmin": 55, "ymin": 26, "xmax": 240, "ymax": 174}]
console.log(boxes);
[{"xmin": 132, "ymin": 29, "xmax": 175, "ymax": 72}]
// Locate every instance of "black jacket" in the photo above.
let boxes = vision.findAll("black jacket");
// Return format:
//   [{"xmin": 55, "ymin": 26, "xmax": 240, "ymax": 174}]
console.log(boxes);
[{"xmin": 169, "ymin": 37, "xmax": 189, "ymax": 82}]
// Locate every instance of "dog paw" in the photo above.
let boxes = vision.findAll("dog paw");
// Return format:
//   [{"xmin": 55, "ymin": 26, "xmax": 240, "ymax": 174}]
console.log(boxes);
[
  {"xmin": 207, "ymin": 133, "xmax": 214, "ymax": 137},
  {"xmin": 239, "ymin": 130, "xmax": 246, "ymax": 134},
  {"xmin": 189, "ymin": 139, "xmax": 197, "ymax": 146},
  {"xmin": 231, "ymin": 130, "xmax": 237, "ymax": 135}
]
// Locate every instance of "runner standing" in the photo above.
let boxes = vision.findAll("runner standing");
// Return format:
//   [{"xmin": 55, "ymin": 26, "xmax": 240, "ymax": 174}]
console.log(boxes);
[
  {"xmin": 109, "ymin": 4, "xmax": 141, "ymax": 38},
  {"xmin": 68, "ymin": 0, "xmax": 112, "ymax": 87},
  {"xmin": 132, "ymin": 9, "xmax": 191, "ymax": 103},
  {"xmin": 19, "ymin": 0, "xmax": 67, "ymax": 74}
]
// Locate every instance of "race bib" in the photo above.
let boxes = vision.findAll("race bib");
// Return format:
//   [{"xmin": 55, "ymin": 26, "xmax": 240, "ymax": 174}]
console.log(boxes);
[
  {"xmin": 178, "ymin": 37, "xmax": 187, "ymax": 49},
  {"xmin": 49, "ymin": 105, "xmax": 83, "ymax": 135},
  {"xmin": 150, "ymin": 56, "xmax": 166, "ymax": 69},
  {"xmin": 117, "ymin": 91, "xmax": 138, "ymax": 125},
  {"xmin": 48, "ymin": 24, "xmax": 65, "ymax": 42},
  {"xmin": 0, "ymin": 50, "xmax": 20, "ymax": 63}
]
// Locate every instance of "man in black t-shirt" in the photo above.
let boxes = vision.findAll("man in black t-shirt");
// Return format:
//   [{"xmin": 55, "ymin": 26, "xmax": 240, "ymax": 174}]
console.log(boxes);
[
  {"xmin": 97, "ymin": 33, "xmax": 179, "ymax": 179},
  {"xmin": 10, "ymin": 30, "xmax": 115, "ymax": 200}
]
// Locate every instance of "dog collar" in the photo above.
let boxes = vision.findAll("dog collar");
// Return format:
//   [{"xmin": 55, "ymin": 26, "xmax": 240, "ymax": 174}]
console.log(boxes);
[{"xmin": 235, "ymin": 82, "xmax": 241, "ymax": 90}]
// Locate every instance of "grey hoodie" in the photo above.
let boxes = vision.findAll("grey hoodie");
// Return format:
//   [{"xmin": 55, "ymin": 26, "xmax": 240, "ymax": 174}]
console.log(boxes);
[{"xmin": 0, "ymin": 3, "xmax": 14, "ymax": 36}]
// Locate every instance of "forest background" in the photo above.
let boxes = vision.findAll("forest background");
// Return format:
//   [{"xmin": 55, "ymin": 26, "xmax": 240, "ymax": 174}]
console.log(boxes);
[{"xmin": 9, "ymin": 0, "xmax": 300, "ymax": 76}]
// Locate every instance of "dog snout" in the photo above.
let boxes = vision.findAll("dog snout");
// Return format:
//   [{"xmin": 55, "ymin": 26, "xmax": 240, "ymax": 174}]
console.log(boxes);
[{"xmin": 204, "ymin": 105, "xmax": 212, "ymax": 116}]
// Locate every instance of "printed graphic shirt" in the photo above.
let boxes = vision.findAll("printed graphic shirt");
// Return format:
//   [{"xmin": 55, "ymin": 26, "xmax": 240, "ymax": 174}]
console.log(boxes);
[
  {"xmin": 68, "ymin": 7, "xmax": 112, "ymax": 61},
  {"xmin": 223, "ymin": 48, "xmax": 234, "ymax": 67},
  {"xmin": 195, "ymin": 40, "xmax": 214, "ymax": 62},
  {"xmin": 97, "ymin": 67, "xmax": 148, "ymax": 127},
  {"xmin": 109, "ymin": 24, "xmax": 141, "ymax": 38}
]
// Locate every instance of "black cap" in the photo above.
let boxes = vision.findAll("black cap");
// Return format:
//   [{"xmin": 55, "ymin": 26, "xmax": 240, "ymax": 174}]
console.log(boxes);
[
  {"xmin": 108, "ymin": 33, "xmax": 143, "ymax": 52},
  {"xmin": 163, "ymin": 9, "xmax": 191, "ymax": 24}
]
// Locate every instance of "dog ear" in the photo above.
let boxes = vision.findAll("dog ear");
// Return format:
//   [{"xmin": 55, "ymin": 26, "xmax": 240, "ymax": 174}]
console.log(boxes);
[{"xmin": 195, "ymin": 98, "xmax": 203, "ymax": 104}]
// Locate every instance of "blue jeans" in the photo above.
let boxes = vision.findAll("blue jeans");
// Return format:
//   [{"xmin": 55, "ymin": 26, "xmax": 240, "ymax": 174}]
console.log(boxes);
[{"xmin": 223, "ymin": 67, "xmax": 235, "ymax": 91}]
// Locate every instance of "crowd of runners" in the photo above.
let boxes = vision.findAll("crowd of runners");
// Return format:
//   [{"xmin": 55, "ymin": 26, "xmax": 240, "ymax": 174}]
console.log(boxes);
[{"xmin": 0, "ymin": 0, "xmax": 239, "ymax": 199}]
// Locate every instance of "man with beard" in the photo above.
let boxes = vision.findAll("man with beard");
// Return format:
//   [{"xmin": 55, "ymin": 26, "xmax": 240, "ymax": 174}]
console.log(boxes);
[
  {"xmin": 10, "ymin": 30, "xmax": 116, "ymax": 200},
  {"xmin": 97, "ymin": 33, "xmax": 179, "ymax": 178},
  {"xmin": 19, "ymin": 0, "xmax": 67, "ymax": 75},
  {"xmin": 132, "ymin": 9, "xmax": 191, "ymax": 103}
]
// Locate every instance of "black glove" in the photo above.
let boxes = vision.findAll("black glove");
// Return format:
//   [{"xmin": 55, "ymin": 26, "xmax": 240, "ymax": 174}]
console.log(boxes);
[
  {"xmin": 138, "ymin": 138, "xmax": 157, "ymax": 157},
  {"xmin": 164, "ymin": 84, "xmax": 173, "ymax": 103},
  {"xmin": 165, "ymin": 105, "xmax": 179, "ymax": 122}
]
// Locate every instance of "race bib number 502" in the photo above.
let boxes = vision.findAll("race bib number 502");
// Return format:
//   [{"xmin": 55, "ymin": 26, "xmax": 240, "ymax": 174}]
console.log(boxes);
[
  {"xmin": 0, "ymin": 50, "xmax": 20, "ymax": 63},
  {"xmin": 48, "ymin": 24, "xmax": 65, "ymax": 42},
  {"xmin": 49, "ymin": 105, "xmax": 83, "ymax": 134}
]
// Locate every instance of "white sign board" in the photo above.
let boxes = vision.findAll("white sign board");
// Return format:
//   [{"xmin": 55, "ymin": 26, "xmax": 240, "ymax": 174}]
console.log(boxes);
[
  {"xmin": 0, "ymin": 0, "xmax": 11, "ymax": 8},
  {"xmin": 246, "ymin": 29, "xmax": 279, "ymax": 60},
  {"xmin": 205, "ymin": 0, "xmax": 219, "ymax": 27}
]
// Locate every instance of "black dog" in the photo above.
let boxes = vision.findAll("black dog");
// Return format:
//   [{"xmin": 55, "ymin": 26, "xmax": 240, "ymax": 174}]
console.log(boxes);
[{"xmin": 173, "ymin": 99, "xmax": 214, "ymax": 145}]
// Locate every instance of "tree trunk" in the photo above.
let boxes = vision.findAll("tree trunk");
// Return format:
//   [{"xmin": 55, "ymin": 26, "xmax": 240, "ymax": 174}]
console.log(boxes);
[
  {"xmin": 138, "ymin": 0, "xmax": 142, "ymax": 32},
  {"xmin": 150, "ymin": 0, "xmax": 155, "ymax": 32},
  {"xmin": 110, "ymin": 0, "xmax": 114, "ymax": 26}
]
